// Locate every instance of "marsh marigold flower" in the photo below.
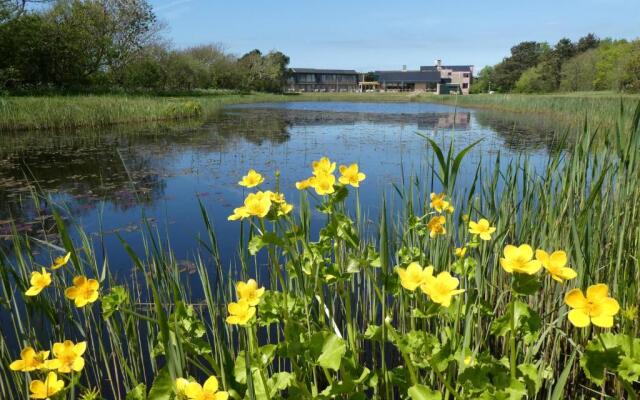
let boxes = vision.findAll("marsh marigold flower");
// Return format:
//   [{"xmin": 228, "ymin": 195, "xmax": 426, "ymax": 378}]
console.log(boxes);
[
  {"xmin": 25, "ymin": 268, "xmax": 52, "ymax": 296},
  {"xmin": 238, "ymin": 169, "xmax": 264, "ymax": 188},
  {"xmin": 499, "ymin": 244, "xmax": 541, "ymax": 275},
  {"xmin": 65, "ymin": 276, "xmax": 99, "ymax": 307},
  {"xmin": 184, "ymin": 376, "xmax": 229, "ymax": 400},
  {"xmin": 278, "ymin": 202, "xmax": 293, "ymax": 216},
  {"xmin": 395, "ymin": 262, "xmax": 433, "ymax": 291},
  {"xmin": 468, "ymin": 219, "xmax": 496, "ymax": 241},
  {"xmin": 30, "ymin": 372, "xmax": 64, "ymax": 399},
  {"xmin": 429, "ymin": 193, "xmax": 454, "ymax": 213},
  {"xmin": 9, "ymin": 347, "xmax": 49, "ymax": 372},
  {"xmin": 175, "ymin": 378, "xmax": 190, "ymax": 398},
  {"xmin": 565, "ymin": 284, "xmax": 620, "ymax": 328},
  {"xmin": 46, "ymin": 340, "xmax": 86, "ymax": 373},
  {"xmin": 426, "ymin": 215, "xmax": 446, "ymax": 238},
  {"xmin": 312, "ymin": 157, "xmax": 336, "ymax": 176},
  {"xmin": 535, "ymin": 250, "xmax": 577, "ymax": 283},
  {"xmin": 227, "ymin": 207, "xmax": 250, "ymax": 221},
  {"xmin": 338, "ymin": 164, "xmax": 366, "ymax": 187},
  {"xmin": 295, "ymin": 178, "xmax": 314, "ymax": 190},
  {"xmin": 226, "ymin": 300, "xmax": 256, "ymax": 326},
  {"xmin": 421, "ymin": 271, "xmax": 465, "ymax": 307},
  {"xmin": 454, "ymin": 247, "xmax": 467, "ymax": 258},
  {"xmin": 51, "ymin": 252, "xmax": 71, "ymax": 270},
  {"xmin": 311, "ymin": 173, "xmax": 336, "ymax": 196},
  {"xmin": 242, "ymin": 192, "xmax": 272, "ymax": 218},
  {"xmin": 236, "ymin": 279, "xmax": 265, "ymax": 306}
]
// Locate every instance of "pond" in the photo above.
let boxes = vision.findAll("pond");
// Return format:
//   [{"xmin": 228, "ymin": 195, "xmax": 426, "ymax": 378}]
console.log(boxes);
[{"xmin": 0, "ymin": 101, "xmax": 566, "ymax": 279}]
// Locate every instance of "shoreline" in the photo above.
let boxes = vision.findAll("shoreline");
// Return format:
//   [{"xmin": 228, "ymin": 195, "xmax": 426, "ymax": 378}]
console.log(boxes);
[{"xmin": 1, "ymin": 91, "xmax": 638, "ymax": 132}]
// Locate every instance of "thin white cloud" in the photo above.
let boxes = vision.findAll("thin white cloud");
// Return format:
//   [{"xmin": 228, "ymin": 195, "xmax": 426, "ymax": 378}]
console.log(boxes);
[{"xmin": 155, "ymin": 0, "xmax": 194, "ymax": 12}]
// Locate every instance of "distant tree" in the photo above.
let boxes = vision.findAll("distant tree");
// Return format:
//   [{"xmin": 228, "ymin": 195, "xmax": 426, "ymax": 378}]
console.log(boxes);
[
  {"xmin": 576, "ymin": 33, "xmax": 600, "ymax": 53},
  {"xmin": 620, "ymin": 40, "xmax": 640, "ymax": 93},
  {"xmin": 470, "ymin": 65, "xmax": 494, "ymax": 93},
  {"xmin": 0, "ymin": 0, "xmax": 52, "ymax": 22},
  {"xmin": 594, "ymin": 39, "xmax": 632, "ymax": 90},
  {"xmin": 514, "ymin": 65, "xmax": 553, "ymax": 93},
  {"xmin": 559, "ymin": 49, "xmax": 598, "ymax": 92},
  {"xmin": 491, "ymin": 41, "xmax": 549, "ymax": 92}
]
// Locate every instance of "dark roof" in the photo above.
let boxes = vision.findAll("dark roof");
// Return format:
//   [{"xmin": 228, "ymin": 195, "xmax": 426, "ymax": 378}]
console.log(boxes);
[
  {"xmin": 374, "ymin": 70, "xmax": 442, "ymax": 83},
  {"xmin": 420, "ymin": 65, "xmax": 473, "ymax": 72},
  {"xmin": 290, "ymin": 68, "xmax": 358, "ymax": 75}
]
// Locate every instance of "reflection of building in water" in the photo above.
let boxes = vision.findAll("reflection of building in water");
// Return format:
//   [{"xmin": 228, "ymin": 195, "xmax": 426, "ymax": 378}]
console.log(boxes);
[{"xmin": 417, "ymin": 112, "xmax": 471, "ymax": 131}]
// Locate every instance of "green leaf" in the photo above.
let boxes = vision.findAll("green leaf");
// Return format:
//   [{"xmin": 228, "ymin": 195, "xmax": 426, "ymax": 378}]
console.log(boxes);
[
  {"xmin": 408, "ymin": 384, "xmax": 440, "ymax": 400},
  {"xmin": 490, "ymin": 301, "xmax": 541, "ymax": 345},
  {"xmin": 550, "ymin": 349, "xmax": 576, "ymax": 400},
  {"xmin": 147, "ymin": 367, "xmax": 173, "ymax": 400},
  {"xmin": 126, "ymin": 383, "xmax": 147, "ymax": 400},
  {"xmin": 517, "ymin": 363, "xmax": 541, "ymax": 395},
  {"xmin": 512, "ymin": 274, "xmax": 542, "ymax": 296},
  {"xmin": 248, "ymin": 232, "xmax": 283, "ymax": 255},
  {"xmin": 580, "ymin": 338, "xmax": 624, "ymax": 385},
  {"xmin": 234, "ymin": 350, "xmax": 248, "ymax": 384},
  {"xmin": 618, "ymin": 356, "xmax": 640, "ymax": 383},
  {"xmin": 317, "ymin": 333, "xmax": 346, "ymax": 371},
  {"xmin": 102, "ymin": 286, "xmax": 129, "ymax": 319}
]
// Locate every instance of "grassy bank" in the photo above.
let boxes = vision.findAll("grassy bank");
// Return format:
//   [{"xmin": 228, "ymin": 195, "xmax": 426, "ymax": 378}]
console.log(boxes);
[
  {"xmin": 1, "ymin": 108, "xmax": 639, "ymax": 399},
  {"xmin": 1, "ymin": 90, "xmax": 639, "ymax": 133},
  {"xmin": 424, "ymin": 91, "xmax": 640, "ymax": 128}
]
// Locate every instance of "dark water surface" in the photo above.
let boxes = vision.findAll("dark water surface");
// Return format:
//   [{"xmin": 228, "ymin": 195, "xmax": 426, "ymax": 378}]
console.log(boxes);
[{"xmin": 0, "ymin": 102, "xmax": 565, "ymax": 278}]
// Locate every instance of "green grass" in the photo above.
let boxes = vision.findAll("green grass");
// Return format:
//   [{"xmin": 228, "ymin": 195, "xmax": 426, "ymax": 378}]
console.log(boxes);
[
  {"xmin": 1, "ymin": 106, "xmax": 639, "ymax": 399},
  {"xmin": 2, "ymin": 90, "xmax": 638, "ymax": 132}
]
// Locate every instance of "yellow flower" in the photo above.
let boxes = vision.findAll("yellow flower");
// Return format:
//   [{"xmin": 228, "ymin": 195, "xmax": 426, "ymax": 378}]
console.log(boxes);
[
  {"xmin": 176, "ymin": 378, "xmax": 190, "ymax": 397},
  {"xmin": 463, "ymin": 356, "xmax": 475, "ymax": 366},
  {"xmin": 242, "ymin": 191, "xmax": 272, "ymax": 218},
  {"xmin": 395, "ymin": 262, "xmax": 434, "ymax": 291},
  {"xmin": 295, "ymin": 178, "xmax": 313, "ymax": 190},
  {"xmin": 25, "ymin": 268, "xmax": 52, "ymax": 296},
  {"xmin": 565, "ymin": 284, "xmax": 620, "ymax": 328},
  {"xmin": 311, "ymin": 173, "xmax": 336, "ymax": 196},
  {"xmin": 468, "ymin": 219, "xmax": 496, "ymax": 241},
  {"xmin": 277, "ymin": 202, "xmax": 293, "ymax": 216},
  {"xmin": 429, "ymin": 193, "xmax": 454, "ymax": 213},
  {"xmin": 51, "ymin": 252, "xmax": 71, "ymax": 270},
  {"xmin": 65, "ymin": 276, "xmax": 100, "ymax": 307},
  {"xmin": 226, "ymin": 300, "xmax": 256, "ymax": 326},
  {"xmin": 46, "ymin": 340, "xmax": 86, "ymax": 373},
  {"xmin": 266, "ymin": 191, "xmax": 286, "ymax": 204},
  {"xmin": 29, "ymin": 372, "xmax": 64, "ymax": 399},
  {"xmin": 312, "ymin": 157, "xmax": 336, "ymax": 176},
  {"xmin": 338, "ymin": 164, "xmax": 366, "ymax": 187},
  {"xmin": 454, "ymin": 247, "xmax": 467, "ymax": 258},
  {"xmin": 499, "ymin": 245, "xmax": 541, "ymax": 275},
  {"xmin": 426, "ymin": 215, "xmax": 446, "ymax": 238},
  {"xmin": 227, "ymin": 207, "xmax": 249, "ymax": 221},
  {"xmin": 535, "ymin": 250, "xmax": 577, "ymax": 283},
  {"xmin": 421, "ymin": 271, "xmax": 465, "ymax": 307},
  {"xmin": 9, "ymin": 347, "xmax": 50, "ymax": 372},
  {"xmin": 184, "ymin": 376, "xmax": 229, "ymax": 400},
  {"xmin": 236, "ymin": 279, "xmax": 265, "ymax": 306},
  {"xmin": 238, "ymin": 169, "xmax": 264, "ymax": 188}
]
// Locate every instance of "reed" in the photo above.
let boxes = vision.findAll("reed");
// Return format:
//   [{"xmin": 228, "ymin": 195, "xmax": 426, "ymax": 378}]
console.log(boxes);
[{"xmin": 0, "ymin": 105, "xmax": 639, "ymax": 399}]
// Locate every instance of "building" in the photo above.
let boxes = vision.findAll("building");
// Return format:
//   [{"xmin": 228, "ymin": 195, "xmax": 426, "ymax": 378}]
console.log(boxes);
[
  {"xmin": 420, "ymin": 60, "xmax": 473, "ymax": 94},
  {"xmin": 287, "ymin": 68, "xmax": 359, "ymax": 92},
  {"xmin": 375, "ymin": 60, "xmax": 473, "ymax": 94}
]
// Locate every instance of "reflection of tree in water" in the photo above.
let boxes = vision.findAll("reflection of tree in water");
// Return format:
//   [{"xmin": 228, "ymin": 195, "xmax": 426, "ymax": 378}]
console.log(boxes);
[{"xmin": 473, "ymin": 111, "xmax": 572, "ymax": 153}]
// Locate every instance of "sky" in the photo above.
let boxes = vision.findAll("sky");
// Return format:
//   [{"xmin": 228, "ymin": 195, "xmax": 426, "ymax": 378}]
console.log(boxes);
[{"xmin": 149, "ymin": 0, "xmax": 640, "ymax": 72}]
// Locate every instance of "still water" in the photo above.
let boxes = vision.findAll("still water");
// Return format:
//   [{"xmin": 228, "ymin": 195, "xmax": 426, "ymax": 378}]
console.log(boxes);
[{"xmin": 0, "ymin": 102, "xmax": 564, "ymax": 276}]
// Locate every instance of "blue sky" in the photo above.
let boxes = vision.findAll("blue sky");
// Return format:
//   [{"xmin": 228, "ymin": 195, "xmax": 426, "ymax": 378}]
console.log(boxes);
[{"xmin": 150, "ymin": 0, "xmax": 639, "ymax": 72}]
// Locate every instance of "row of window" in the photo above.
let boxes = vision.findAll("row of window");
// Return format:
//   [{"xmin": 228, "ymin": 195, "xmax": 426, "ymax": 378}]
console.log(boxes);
[{"xmin": 295, "ymin": 74, "xmax": 357, "ymax": 84}]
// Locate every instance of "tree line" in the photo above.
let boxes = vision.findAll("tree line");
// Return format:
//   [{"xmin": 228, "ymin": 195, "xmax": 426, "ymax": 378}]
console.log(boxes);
[
  {"xmin": 0, "ymin": 0, "xmax": 290, "ymax": 93},
  {"xmin": 472, "ymin": 34, "xmax": 640, "ymax": 94}
]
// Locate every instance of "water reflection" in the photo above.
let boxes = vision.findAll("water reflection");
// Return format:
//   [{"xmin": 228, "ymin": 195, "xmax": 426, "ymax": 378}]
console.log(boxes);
[{"xmin": 0, "ymin": 102, "xmax": 566, "ymax": 265}]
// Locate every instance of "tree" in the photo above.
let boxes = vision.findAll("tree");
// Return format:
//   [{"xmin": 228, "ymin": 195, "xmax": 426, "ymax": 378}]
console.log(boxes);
[
  {"xmin": 514, "ymin": 65, "xmax": 553, "ymax": 93},
  {"xmin": 470, "ymin": 66, "xmax": 494, "ymax": 93},
  {"xmin": 576, "ymin": 33, "xmax": 600, "ymax": 53},
  {"xmin": 559, "ymin": 49, "xmax": 598, "ymax": 92},
  {"xmin": 491, "ymin": 41, "xmax": 549, "ymax": 92}
]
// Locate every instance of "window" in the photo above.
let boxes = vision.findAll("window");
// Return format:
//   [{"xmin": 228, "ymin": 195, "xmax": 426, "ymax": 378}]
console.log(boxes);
[
  {"xmin": 463, "ymin": 73, "xmax": 470, "ymax": 78},
  {"xmin": 462, "ymin": 83, "xmax": 468, "ymax": 89}
]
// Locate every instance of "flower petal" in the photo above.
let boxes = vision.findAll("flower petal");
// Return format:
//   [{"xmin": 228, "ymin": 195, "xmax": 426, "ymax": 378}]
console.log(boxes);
[
  {"xmin": 568, "ymin": 309, "xmax": 590, "ymax": 327},
  {"xmin": 565, "ymin": 289, "xmax": 587, "ymax": 309},
  {"xmin": 586, "ymin": 284, "xmax": 609, "ymax": 302},
  {"xmin": 591, "ymin": 314, "xmax": 614, "ymax": 328}
]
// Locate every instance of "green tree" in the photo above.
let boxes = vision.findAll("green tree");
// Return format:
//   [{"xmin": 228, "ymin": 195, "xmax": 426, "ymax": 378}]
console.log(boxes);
[
  {"xmin": 559, "ymin": 49, "xmax": 598, "ymax": 92},
  {"xmin": 491, "ymin": 41, "xmax": 549, "ymax": 92}
]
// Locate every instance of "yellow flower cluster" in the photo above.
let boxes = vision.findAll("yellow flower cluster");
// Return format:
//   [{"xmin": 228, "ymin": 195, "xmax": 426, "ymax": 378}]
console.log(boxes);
[
  {"xmin": 429, "ymin": 192, "xmax": 454, "ymax": 214},
  {"xmin": 10, "ymin": 339, "xmax": 88, "ymax": 397},
  {"xmin": 296, "ymin": 157, "xmax": 366, "ymax": 195},
  {"xmin": 176, "ymin": 376, "xmax": 229, "ymax": 400},
  {"xmin": 229, "ymin": 170, "xmax": 293, "ymax": 221},
  {"xmin": 500, "ymin": 243, "xmax": 618, "ymax": 328},
  {"xmin": 468, "ymin": 218, "xmax": 496, "ymax": 241},
  {"xmin": 24, "ymin": 252, "xmax": 100, "ymax": 308},
  {"xmin": 426, "ymin": 193, "xmax": 456, "ymax": 238},
  {"xmin": 395, "ymin": 262, "xmax": 465, "ymax": 307},
  {"xmin": 226, "ymin": 279, "xmax": 265, "ymax": 326}
]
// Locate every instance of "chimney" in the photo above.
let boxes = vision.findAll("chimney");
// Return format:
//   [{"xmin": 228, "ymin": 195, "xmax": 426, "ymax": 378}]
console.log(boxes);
[{"xmin": 436, "ymin": 59, "xmax": 442, "ymax": 70}]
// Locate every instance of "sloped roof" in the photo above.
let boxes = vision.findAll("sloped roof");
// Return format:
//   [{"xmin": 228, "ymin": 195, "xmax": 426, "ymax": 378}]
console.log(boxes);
[
  {"xmin": 420, "ymin": 65, "xmax": 473, "ymax": 72},
  {"xmin": 374, "ymin": 70, "xmax": 442, "ymax": 83},
  {"xmin": 290, "ymin": 68, "xmax": 358, "ymax": 75}
]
